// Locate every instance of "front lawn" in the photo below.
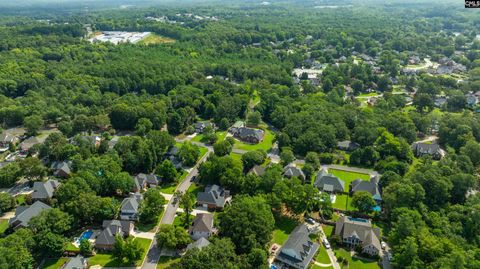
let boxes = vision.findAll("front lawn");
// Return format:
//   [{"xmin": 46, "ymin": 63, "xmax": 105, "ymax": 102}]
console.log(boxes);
[
  {"xmin": 315, "ymin": 246, "xmax": 332, "ymax": 264},
  {"xmin": 65, "ymin": 242, "xmax": 79, "ymax": 252},
  {"xmin": 88, "ymin": 238, "xmax": 152, "ymax": 267},
  {"xmin": 323, "ymin": 225, "xmax": 334, "ymax": 238},
  {"xmin": 16, "ymin": 194, "xmax": 27, "ymax": 205},
  {"xmin": 229, "ymin": 152, "xmax": 243, "ymax": 165},
  {"xmin": 42, "ymin": 258, "xmax": 68, "ymax": 269},
  {"xmin": 187, "ymin": 183, "xmax": 203, "ymax": 196},
  {"xmin": 334, "ymin": 248, "xmax": 380, "ymax": 269},
  {"xmin": 0, "ymin": 219, "xmax": 8, "ymax": 234},
  {"xmin": 157, "ymin": 256, "xmax": 181, "ymax": 269},
  {"xmin": 233, "ymin": 128, "xmax": 275, "ymax": 152},
  {"xmin": 272, "ymin": 215, "xmax": 298, "ymax": 245},
  {"xmin": 173, "ymin": 212, "xmax": 195, "ymax": 229}
]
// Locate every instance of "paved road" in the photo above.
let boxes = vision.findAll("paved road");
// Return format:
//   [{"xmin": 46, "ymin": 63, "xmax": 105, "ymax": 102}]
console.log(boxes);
[{"xmin": 140, "ymin": 146, "xmax": 213, "ymax": 269}]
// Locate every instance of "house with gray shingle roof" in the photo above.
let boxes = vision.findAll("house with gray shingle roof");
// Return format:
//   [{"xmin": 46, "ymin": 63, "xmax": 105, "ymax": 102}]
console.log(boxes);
[
  {"xmin": 249, "ymin": 165, "xmax": 266, "ymax": 177},
  {"xmin": 283, "ymin": 164, "xmax": 305, "ymax": 181},
  {"xmin": 9, "ymin": 201, "xmax": 51, "ymax": 230},
  {"xmin": 411, "ymin": 142, "xmax": 445, "ymax": 160},
  {"xmin": 0, "ymin": 132, "xmax": 18, "ymax": 151},
  {"xmin": 194, "ymin": 122, "xmax": 213, "ymax": 133},
  {"xmin": 350, "ymin": 176, "xmax": 382, "ymax": 202},
  {"xmin": 337, "ymin": 140, "xmax": 360, "ymax": 152},
  {"xmin": 274, "ymin": 224, "xmax": 319, "ymax": 269},
  {"xmin": 186, "ymin": 237, "xmax": 210, "ymax": 251},
  {"xmin": 334, "ymin": 216, "xmax": 381, "ymax": 256},
  {"xmin": 51, "ymin": 161, "xmax": 72, "ymax": 178},
  {"xmin": 95, "ymin": 220, "xmax": 134, "ymax": 250},
  {"xmin": 61, "ymin": 255, "xmax": 87, "ymax": 269},
  {"xmin": 197, "ymin": 185, "xmax": 231, "ymax": 210},
  {"xmin": 133, "ymin": 173, "xmax": 160, "ymax": 192},
  {"xmin": 19, "ymin": 137, "xmax": 41, "ymax": 156},
  {"xmin": 189, "ymin": 213, "xmax": 214, "ymax": 240},
  {"xmin": 31, "ymin": 179, "xmax": 60, "ymax": 202},
  {"xmin": 120, "ymin": 193, "xmax": 142, "ymax": 221},
  {"xmin": 230, "ymin": 127, "xmax": 265, "ymax": 144},
  {"xmin": 314, "ymin": 168, "xmax": 345, "ymax": 193}
]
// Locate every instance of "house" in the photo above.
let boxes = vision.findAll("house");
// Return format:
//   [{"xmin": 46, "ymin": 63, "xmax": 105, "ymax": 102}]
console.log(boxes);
[
  {"xmin": 73, "ymin": 135, "xmax": 101, "ymax": 148},
  {"xmin": 465, "ymin": 93, "xmax": 478, "ymax": 107},
  {"xmin": 274, "ymin": 224, "xmax": 320, "ymax": 269},
  {"xmin": 186, "ymin": 237, "xmax": 210, "ymax": 251},
  {"xmin": 31, "ymin": 179, "xmax": 61, "ymax": 202},
  {"xmin": 0, "ymin": 132, "xmax": 18, "ymax": 151},
  {"xmin": 165, "ymin": 146, "xmax": 182, "ymax": 169},
  {"xmin": 134, "ymin": 173, "xmax": 160, "ymax": 191},
  {"xmin": 350, "ymin": 176, "xmax": 382, "ymax": 202},
  {"xmin": 249, "ymin": 165, "xmax": 266, "ymax": 177},
  {"xmin": 108, "ymin": 136, "xmax": 120, "ymax": 150},
  {"xmin": 194, "ymin": 122, "xmax": 213, "ymax": 133},
  {"xmin": 51, "ymin": 161, "xmax": 72, "ymax": 178},
  {"xmin": 120, "ymin": 193, "xmax": 142, "ymax": 221},
  {"xmin": 197, "ymin": 184, "xmax": 231, "ymax": 210},
  {"xmin": 19, "ymin": 137, "xmax": 41, "ymax": 156},
  {"xmin": 283, "ymin": 164, "xmax": 305, "ymax": 181},
  {"xmin": 411, "ymin": 142, "xmax": 445, "ymax": 160},
  {"xmin": 189, "ymin": 213, "xmax": 214, "ymax": 240},
  {"xmin": 434, "ymin": 97, "xmax": 448, "ymax": 107},
  {"xmin": 334, "ymin": 216, "xmax": 382, "ymax": 256},
  {"xmin": 314, "ymin": 168, "xmax": 345, "ymax": 193},
  {"xmin": 61, "ymin": 255, "xmax": 87, "ymax": 269},
  {"xmin": 95, "ymin": 220, "xmax": 134, "ymax": 250},
  {"xmin": 337, "ymin": 140, "xmax": 360, "ymax": 152},
  {"xmin": 9, "ymin": 201, "xmax": 51, "ymax": 230},
  {"xmin": 230, "ymin": 127, "xmax": 265, "ymax": 144}
]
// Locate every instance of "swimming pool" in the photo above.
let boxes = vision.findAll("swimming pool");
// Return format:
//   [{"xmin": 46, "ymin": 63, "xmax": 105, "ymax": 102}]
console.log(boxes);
[{"xmin": 76, "ymin": 230, "xmax": 93, "ymax": 243}]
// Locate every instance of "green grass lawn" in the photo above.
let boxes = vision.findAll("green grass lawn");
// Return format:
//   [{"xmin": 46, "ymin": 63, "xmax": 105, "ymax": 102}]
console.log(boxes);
[
  {"xmin": 312, "ymin": 265, "xmax": 333, "ymax": 269},
  {"xmin": 157, "ymin": 256, "xmax": 181, "ymax": 269},
  {"xmin": 229, "ymin": 152, "xmax": 243, "ymax": 165},
  {"xmin": 65, "ymin": 242, "xmax": 79, "ymax": 252},
  {"xmin": 192, "ymin": 131, "xmax": 227, "ymax": 143},
  {"xmin": 315, "ymin": 246, "xmax": 332, "ymax": 264},
  {"xmin": 173, "ymin": 212, "xmax": 194, "ymax": 228},
  {"xmin": 323, "ymin": 225, "xmax": 334, "ymax": 238},
  {"xmin": 329, "ymin": 169, "xmax": 370, "ymax": 187},
  {"xmin": 233, "ymin": 128, "xmax": 275, "ymax": 152},
  {"xmin": 159, "ymin": 171, "xmax": 187, "ymax": 194},
  {"xmin": 334, "ymin": 248, "xmax": 380, "ymax": 269},
  {"xmin": 89, "ymin": 238, "xmax": 152, "ymax": 267},
  {"xmin": 42, "ymin": 258, "xmax": 69, "ymax": 269},
  {"xmin": 0, "ymin": 219, "xmax": 8, "ymax": 234},
  {"xmin": 332, "ymin": 194, "xmax": 356, "ymax": 211},
  {"xmin": 272, "ymin": 215, "xmax": 299, "ymax": 245},
  {"xmin": 198, "ymin": 146, "xmax": 208, "ymax": 160},
  {"xmin": 356, "ymin": 92, "xmax": 378, "ymax": 98},
  {"xmin": 16, "ymin": 194, "xmax": 26, "ymax": 205},
  {"xmin": 187, "ymin": 183, "xmax": 203, "ymax": 196},
  {"xmin": 139, "ymin": 33, "xmax": 175, "ymax": 45}
]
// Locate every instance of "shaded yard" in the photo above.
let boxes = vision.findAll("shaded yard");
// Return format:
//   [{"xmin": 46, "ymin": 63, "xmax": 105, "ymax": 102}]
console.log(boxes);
[
  {"xmin": 157, "ymin": 256, "xmax": 181, "ymax": 269},
  {"xmin": 0, "ymin": 219, "xmax": 8, "ymax": 234},
  {"xmin": 271, "ymin": 215, "xmax": 299, "ymax": 245},
  {"xmin": 88, "ymin": 238, "xmax": 152, "ymax": 267},
  {"xmin": 42, "ymin": 258, "xmax": 68, "ymax": 269}
]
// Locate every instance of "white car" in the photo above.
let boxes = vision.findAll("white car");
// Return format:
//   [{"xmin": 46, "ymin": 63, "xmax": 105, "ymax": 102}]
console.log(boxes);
[
  {"xmin": 381, "ymin": 241, "xmax": 387, "ymax": 250},
  {"xmin": 323, "ymin": 238, "xmax": 331, "ymax": 249}
]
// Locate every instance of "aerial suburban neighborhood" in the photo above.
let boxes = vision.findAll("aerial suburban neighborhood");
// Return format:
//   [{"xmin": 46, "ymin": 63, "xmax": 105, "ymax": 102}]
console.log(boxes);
[{"xmin": 0, "ymin": 0, "xmax": 479, "ymax": 269}]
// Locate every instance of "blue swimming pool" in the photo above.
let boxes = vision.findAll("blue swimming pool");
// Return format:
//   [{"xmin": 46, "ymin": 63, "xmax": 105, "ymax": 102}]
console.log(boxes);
[
  {"xmin": 77, "ymin": 230, "xmax": 93, "ymax": 243},
  {"xmin": 270, "ymin": 265, "xmax": 278, "ymax": 269}
]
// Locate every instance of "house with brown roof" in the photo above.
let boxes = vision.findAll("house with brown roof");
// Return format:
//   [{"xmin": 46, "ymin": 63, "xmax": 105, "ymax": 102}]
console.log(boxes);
[
  {"xmin": 189, "ymin": 213, "xmax": 214, "ymax": 241},
  {"xmin": 95, "ymin": 220, "xmax": 134, "ymax": 250}
]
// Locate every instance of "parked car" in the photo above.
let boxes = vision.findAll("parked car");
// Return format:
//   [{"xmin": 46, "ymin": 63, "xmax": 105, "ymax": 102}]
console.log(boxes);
[
  {"xmin": 323, "ymin": 238, "xmax": 331, "ymax": 249},
  {"xmin": 381, "ymin": 241, "xmax": 387, "ymax": 250},
  {"xmin": 305, "ymin": 217, "xmax": 315, "ymax": 224}
]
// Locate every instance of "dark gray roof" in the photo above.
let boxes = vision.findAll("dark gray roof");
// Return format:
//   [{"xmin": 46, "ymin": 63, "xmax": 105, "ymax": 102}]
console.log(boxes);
[
  {"xmin": 120, "ymin": 194, "xmax": 142, "ymax": 213},
  {"xmin": 335, "ymin": 216, "xmax": 381, "ymax": 252},
  {"xmin": 412, "ymin": 142, "xmax": 443, "ymax": 156},
  {"xmin": 350, "ymin": 177, "xmax": 381, "ymax": 201},
  {"xmin": 283, "ymin": 164, "xmax": 305, "ymax": 180},
  {"xmin": 9, "ymin": 201, "xmax": 51, "ymax": 228},
  {"xmin": 0, "ymin": 133, "xmax": 16, "ymax": 143},
  {"xmin": 337, "ymin": 140, "xmax": 360, "ymax": 151},
  {"xmin": 20, "ymin": 137, "xmax": 41, "ymax": 150},
  {"xmin": 51, "ymin": 161, "xmax": 72, "ymax": 176},
  {"xmin": 186, "ymin": 237, "xmax": 210, "ymax": 251},
  {"xmin": 31, "ymin": 180, "xmax": 60, "ymax": 200},
  {"xmin": 197, "ymin": 185, "xmax": 230, "ymax": 208},
  {"xmin": 191, "ymin": 213, "xmax": 213, "ymax": 234},
  {"xmin": 276, "ymin": 224, "xmax": 319, "ymax": 269},
  {"xmin": 314, "ymin": 169, "xmax": 345, "ymax": 192},
  {"xmin": 135, "ymin": 173, "xmax": 160, "ymax": 187},
  {"xmin": 62, "ymin": 255, "xmax": 87, "ymax": 269},
  {"xmin": 95, "ymin": 220, "xmax": 132, "ymax": 246},
  {"xmin": 232, "ymin": 127, "xmax": 264, "ymax": 141}
]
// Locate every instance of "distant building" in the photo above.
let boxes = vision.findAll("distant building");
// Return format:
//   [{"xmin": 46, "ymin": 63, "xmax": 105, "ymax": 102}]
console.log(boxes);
[
  {"xmin": 120, "ymin": 193, "xmax": 142, "ymax": 221},
  {"xmin": 0, "ymin": 133, "xmax": 18, "ymax": 151},
  {"xmin": 230, "ymin": 127, "xmax": 265, "ymax": 144},
  {"xmin": 411, "ymin": 142, "xmax": 445, "ymax": 160},
  {"xmin": 9, "ymin": 201, "xmax": 51, "ymax": 230},
  {"xmin": 334, "ymin": 216, "xmax": 381, "ymax": 256},
  {"xmin": 51, "ymin": 161, "xmax": 72, "ymax": 178},
  {"xmin": 133, "ymin": 173, "xmax": 160, "ymax": 191},
  {"xmin": 19, "ymin": 137, "xmax": 41, "ymax": 156},
  {"xmin": 31, "ymin": 179, "xmax": 60, "ymax": 202},
  {"xmin": 283, "ymin": 164, "xmax": 305, "ymax": 181},
  {"xmin": 189, "ymin": 213, "xmax": 214, "ymax": 240},
  {"xmin": 194, "ymin": 122, "xmax": 213, "ymax": 134},
  {"xmin": 314, "ymin": 168, "xmax": 345, "ymax": 193},
  {"xmin": 274, "ymin": 224, "xmax": 319, "ymax": 269},
  {"xmin": 95, "ymin": 220, "xmax": 134, "ymax": 250},
  {"xmin": 337, "ymin": 140, "xmax": 360, "ymax": 152},
  {"xmin": 186, "ymin": 237, "xmax": 210, "ymax": 251},
  {"xmin": 197, "ymin": 185, "xmax": 231, "ymax": 210}
]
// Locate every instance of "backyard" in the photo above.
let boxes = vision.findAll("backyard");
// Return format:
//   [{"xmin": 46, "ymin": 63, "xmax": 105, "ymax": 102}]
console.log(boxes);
[
  {"xmin": 271, "ymin": 215, "xmax": 298, "ymax": 245},
  {"xmin": 191, "ymin": 131, "xmax": 227, "ymax": 143},
  {"xmin": 332, "ymin": 194, "xmax": 356, "ymax": 211},
  {"xmin": 88, "ymin": 237, "xmax": 152, "ymax": 267},
  {"xmin": 334, "ymin": 248, "xmax": 380, "ymax": 269},
  {"xmin": 329, "ymin": 169, "xmax": 371, "ymax": 187}
]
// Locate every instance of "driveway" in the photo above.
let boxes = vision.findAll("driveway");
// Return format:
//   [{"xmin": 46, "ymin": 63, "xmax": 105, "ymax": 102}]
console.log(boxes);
[
  {"xmin": 318, "ymin": 225, "xmax": 341, "ymax": 269},
  {"xmin": 140, "ymin": 146, "xmax": 213, "ymax": 269}
]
